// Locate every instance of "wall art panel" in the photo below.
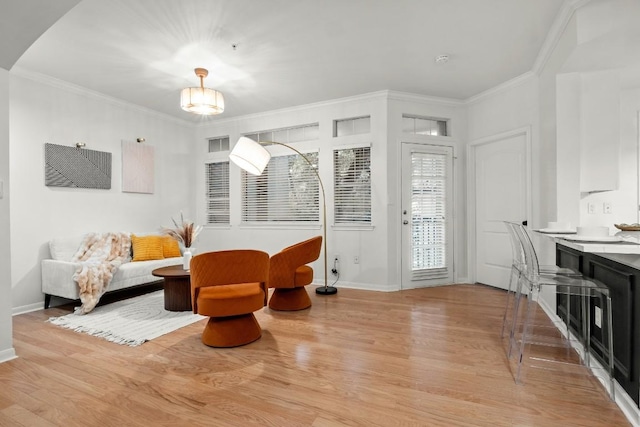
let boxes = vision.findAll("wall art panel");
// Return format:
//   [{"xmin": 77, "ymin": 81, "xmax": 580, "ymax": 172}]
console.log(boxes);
[
  {"xmin": 122, "ymin": 140, "xmax": 154, "ymax": 194},
  {"xmin": 44, "ymin": 143, "xmax": 112, "ymax": 189}
]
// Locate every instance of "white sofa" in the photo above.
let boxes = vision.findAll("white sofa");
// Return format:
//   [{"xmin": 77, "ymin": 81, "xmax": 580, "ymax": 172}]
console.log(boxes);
[{"xmin": 41, "ymin": 234, "xmax": 183, "ymax": 308}]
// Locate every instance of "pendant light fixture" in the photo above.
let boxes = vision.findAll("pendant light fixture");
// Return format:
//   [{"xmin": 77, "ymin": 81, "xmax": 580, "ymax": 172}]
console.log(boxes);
[{"xmin": 180, "ymin": 68, "xmax": 224, "ymax": 115}]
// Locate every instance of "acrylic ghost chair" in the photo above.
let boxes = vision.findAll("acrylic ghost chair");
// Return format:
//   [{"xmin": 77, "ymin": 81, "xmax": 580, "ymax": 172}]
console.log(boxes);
[
  {"xmin": 502, "ymin": 221, "xmax": 615, "ymax": 399},
  {"xmin": 268, "ymin": 236, "xmax": 322, "ymax": 311},
  {"xmin": 190, "ymin": 249, "xmax": 270, "ymax": 347},
  {"xmin": 500, "ymin": 221, "xmax": 582, "ymax": 339}
]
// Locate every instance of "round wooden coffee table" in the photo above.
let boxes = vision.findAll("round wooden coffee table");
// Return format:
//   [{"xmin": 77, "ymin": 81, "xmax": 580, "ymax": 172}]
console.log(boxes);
[{"xmin": 152, "ymin": 265, "xmax": 192, "ymax": 312}]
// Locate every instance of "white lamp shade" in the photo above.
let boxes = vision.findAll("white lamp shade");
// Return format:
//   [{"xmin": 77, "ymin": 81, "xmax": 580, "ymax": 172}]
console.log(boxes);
[
  {"xmin": 229, "ymin": 137, "xmax": 272, "ymax": 175},
  {"xmin": 180, "ymin": 87, "xmax": 224, "ymax": 115}
]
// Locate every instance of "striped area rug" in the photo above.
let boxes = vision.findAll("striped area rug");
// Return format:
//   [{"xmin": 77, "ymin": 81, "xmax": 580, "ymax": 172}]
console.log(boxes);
[{"xmin": 47, "ymin": 291, "xmax": 204, "ymax": 346}]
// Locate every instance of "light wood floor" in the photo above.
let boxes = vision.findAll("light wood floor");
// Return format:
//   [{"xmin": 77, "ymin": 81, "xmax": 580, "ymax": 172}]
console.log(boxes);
[{"xmin": 1, "ymin": 284, "xmax": 630, "ymax": 426}]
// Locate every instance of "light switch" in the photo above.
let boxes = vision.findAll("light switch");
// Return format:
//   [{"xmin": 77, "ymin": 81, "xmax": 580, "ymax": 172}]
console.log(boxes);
[{"xmin": 603, "ymin": 202, "xmax": 612, "ymax": 214}]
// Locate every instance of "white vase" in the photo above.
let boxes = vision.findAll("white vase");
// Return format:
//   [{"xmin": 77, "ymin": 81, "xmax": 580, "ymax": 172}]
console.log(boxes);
[{"xmin": 183, "ymin": 248, "xmax": 192, "ymax": 270}]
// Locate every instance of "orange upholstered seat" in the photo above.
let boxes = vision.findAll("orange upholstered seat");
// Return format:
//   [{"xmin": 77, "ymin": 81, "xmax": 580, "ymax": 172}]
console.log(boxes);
[
  {"xmin": 268, "ymin": 236, "xmax": 322, "ymax": 311},
  {"xmin": 190, "ymin": 250, "xmax": 269, "ymax": 347}
]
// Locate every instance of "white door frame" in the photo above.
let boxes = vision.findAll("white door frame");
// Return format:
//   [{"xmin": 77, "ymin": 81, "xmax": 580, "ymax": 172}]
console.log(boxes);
[{"xmin": 466, "ymin": 126, "xmax": 533, "ymax": 284}]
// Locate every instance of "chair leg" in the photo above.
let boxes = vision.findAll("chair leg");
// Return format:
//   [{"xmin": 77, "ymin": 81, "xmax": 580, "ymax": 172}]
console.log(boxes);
[
  {"xmin": 269, "ymin": 287, "xmax": 312, "ymax": 311},
  {"xmin": 501, "ymin": 266, "xmax": 519, "ymax": 339},
  {"xmin": 514, "ymin": 283, "xmax": 540, "ymax": 385},
  {"xmin": 508, "ymin": 274, "xmax": 526, "ymax": 359},
  {"xmin": 605, "ymin": 294, "xmax": 615, "ymax": 400},
  {"xmin": 201, "ymin": 313, "xmax": 262, "ymax": 348}
]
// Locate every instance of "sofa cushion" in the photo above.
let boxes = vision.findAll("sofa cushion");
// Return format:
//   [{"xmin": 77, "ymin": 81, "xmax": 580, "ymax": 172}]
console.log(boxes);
[
  {"xmin": 49, "ymin": 235, "xmax": 85, "ymax": 261},
  {"xmin": 131, "ymin": 234, "xmax": 164, "ymax": 261},
  {"xmin": 162, "ymin": 236, "xmax": 182, "ymax": 258}
]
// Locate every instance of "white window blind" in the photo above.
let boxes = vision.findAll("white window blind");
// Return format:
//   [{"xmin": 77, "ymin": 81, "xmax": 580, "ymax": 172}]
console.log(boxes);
[
  {"xmin": 205, "ymin": 162, "xmax": 229, "ymax": 224},
  {"xmin": 411, "ymin": 152, "xmax": 447, "ymax": 279},
  {"xmin": 333, "ymin": 146, "xmax": 371, "ymax": 224},
  {"xmin": 241, "ymin": 152, "xmax": 319, "ymax": 223}
]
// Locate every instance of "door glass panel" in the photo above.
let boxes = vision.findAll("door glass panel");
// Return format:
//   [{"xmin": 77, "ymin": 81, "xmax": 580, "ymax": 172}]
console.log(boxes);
[{"xmin": 411, "ymin": 152, "xmax": 447, "ymax": 277}]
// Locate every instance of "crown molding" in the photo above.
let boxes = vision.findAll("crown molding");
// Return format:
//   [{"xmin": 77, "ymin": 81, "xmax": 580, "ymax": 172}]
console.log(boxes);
[
  {"xmin": 10, "ymin": 66, "xmax": 193, "ymax": 127},
  {"xmin": 531, "ymin": 0, "xmax": 593, "ymax": 75},
  {"xmin": 386, "ymin": 90, "xmax": 465, "ymax": 107},
  {"xmin": 463, "ymin": 0, "xmax": 591, "ymax": 105},
  {"xmin": 464, "ymin": 71, "xmax": 536, "ymax": 105}
]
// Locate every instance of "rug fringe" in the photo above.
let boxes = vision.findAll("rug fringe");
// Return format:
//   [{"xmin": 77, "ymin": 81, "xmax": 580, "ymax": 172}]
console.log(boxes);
[{"xmin": 47, "ymin": 318, "xmax": 146, "ymax": 346}]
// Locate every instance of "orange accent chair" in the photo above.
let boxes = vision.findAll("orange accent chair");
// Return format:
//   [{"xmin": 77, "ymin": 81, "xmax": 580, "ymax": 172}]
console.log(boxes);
[
  {"xmin": 268, "ymin": 236, "xmax": 322, "ymax": 311},
  {"xmin": 190, "ymin": 250, "xmax": 269, "ymax": 347}
]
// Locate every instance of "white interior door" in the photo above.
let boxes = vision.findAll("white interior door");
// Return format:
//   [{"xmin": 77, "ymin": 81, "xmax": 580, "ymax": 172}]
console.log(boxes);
[
  {"xmin": 401, "ymin": 143, "xmax": 454, "ymax": 289},
  {"xmin": 473, "ymin": 132, "xmax": 528, "ymax": 290}
]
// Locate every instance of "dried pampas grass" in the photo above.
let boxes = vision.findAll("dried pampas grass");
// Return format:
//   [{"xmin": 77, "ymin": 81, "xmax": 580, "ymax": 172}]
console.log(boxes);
[{"xmin": 162, "ymin": 213, "xmax": 202, "ymax": 248}]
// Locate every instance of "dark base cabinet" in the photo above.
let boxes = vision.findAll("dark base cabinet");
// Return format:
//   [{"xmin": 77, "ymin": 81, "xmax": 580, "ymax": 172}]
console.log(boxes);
[{"xmin": 556, "ymin": 244, "xmax": 638, "ymax": 404}]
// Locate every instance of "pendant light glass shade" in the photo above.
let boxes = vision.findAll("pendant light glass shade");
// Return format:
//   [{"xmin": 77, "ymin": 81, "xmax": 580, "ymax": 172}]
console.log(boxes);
[{"xmin": 180, "ymin": 68, "xmax": 224, "ymax": 115}]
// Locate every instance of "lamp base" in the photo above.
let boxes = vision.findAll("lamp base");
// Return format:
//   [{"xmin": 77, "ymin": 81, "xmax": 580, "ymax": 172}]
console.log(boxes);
[{"xmin": 315, "ymin": 286, "xmax": 338, "ymax": 295}]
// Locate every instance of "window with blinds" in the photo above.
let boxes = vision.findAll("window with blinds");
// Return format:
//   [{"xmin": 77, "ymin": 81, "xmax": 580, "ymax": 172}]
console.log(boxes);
[
  {"xmin": 241, "ymin": 152, "xmax": 319, "ymax": 223},
  {"xmin": 411, "ymin": 151, "xmax": 447, "ymax": 279},
  {"xmin": 333, "ymin": 146, "xmax": 371, "ymax": 224},
  {"xmin": 205, "ymin": 162, "xmax": 230, "ymax": 224}
]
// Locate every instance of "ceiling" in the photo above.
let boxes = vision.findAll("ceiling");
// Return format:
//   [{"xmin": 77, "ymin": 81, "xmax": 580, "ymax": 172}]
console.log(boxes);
[{"xmin": 6, "ymin": 0, "xmax": 566, "ymax": 122}]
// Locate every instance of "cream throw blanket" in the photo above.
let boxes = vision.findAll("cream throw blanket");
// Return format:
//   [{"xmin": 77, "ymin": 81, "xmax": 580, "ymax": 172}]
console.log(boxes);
[{"xmin": 72, "ymin": 232, "xmax": 131, "ymax": 314}]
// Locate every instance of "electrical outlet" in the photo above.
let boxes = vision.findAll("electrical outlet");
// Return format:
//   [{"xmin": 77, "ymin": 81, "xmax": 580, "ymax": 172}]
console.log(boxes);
[
  {"xmin": 353, "ymin": 255, "xmax": 359, "ymax": 264},
  {"xmin": 595, "ymin": 306, "xmax": 602, "ymax": 328},
  {"xmin": 603, "ymin": 202, "xmax": 612, "ymax": 214},
  {"xmin": 332, "ymin": 255, "xmax": 340, "ymax": 276},
  {"xmin": 587, "ymin": 202, "xmax": 596, "ymax": 214}
]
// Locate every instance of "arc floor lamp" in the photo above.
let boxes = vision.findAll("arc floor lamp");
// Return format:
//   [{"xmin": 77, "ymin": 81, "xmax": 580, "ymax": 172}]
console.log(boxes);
[{"xmin": 229, "ymin": 136, "xmax": 337, "ymax": 295}]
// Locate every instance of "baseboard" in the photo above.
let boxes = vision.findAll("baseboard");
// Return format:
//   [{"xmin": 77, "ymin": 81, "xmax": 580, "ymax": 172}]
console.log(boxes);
[
  {"xmin": 0, "ymin": 348, "xmax": 17, "ymax": 364},
  {"xmin": 538, "ymin": 298, "xmax": 639, "ymax": 427},
  {"xmin": 312, "ymin": 280, "xmax": 400, "ymax": 292},
  {"xmin": 12, "ymin": 302, "xmax": 44, "ymax": 316}
]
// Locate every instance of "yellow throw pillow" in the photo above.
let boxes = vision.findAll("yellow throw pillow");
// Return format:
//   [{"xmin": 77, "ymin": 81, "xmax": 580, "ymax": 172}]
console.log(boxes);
[
  {"xmin": 131, "ymin": 234, "xmax": 164, "ymax": 261},
  {"xmin": 162, "ymin": 236, "xmax": 182, "ymax": 258}
]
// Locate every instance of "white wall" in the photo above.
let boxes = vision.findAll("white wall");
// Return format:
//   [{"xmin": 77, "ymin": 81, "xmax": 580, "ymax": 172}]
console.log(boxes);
[
  {"xmin": 0, "ymin": 67, "xmax": 16, "ymax": 362},
  {"xmin": 10, "ymin": 73, "xmax": 195, "ymax": 312},
  {"xmin": 193, "ymin": 91, "xmax": 468, "ymax": 291}
]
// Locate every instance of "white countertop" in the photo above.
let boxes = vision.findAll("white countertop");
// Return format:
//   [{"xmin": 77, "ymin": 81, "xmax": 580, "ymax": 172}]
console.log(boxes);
[{"xmin": 535, "ymin": 231, "xmax": 640, "ymax": 255}]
